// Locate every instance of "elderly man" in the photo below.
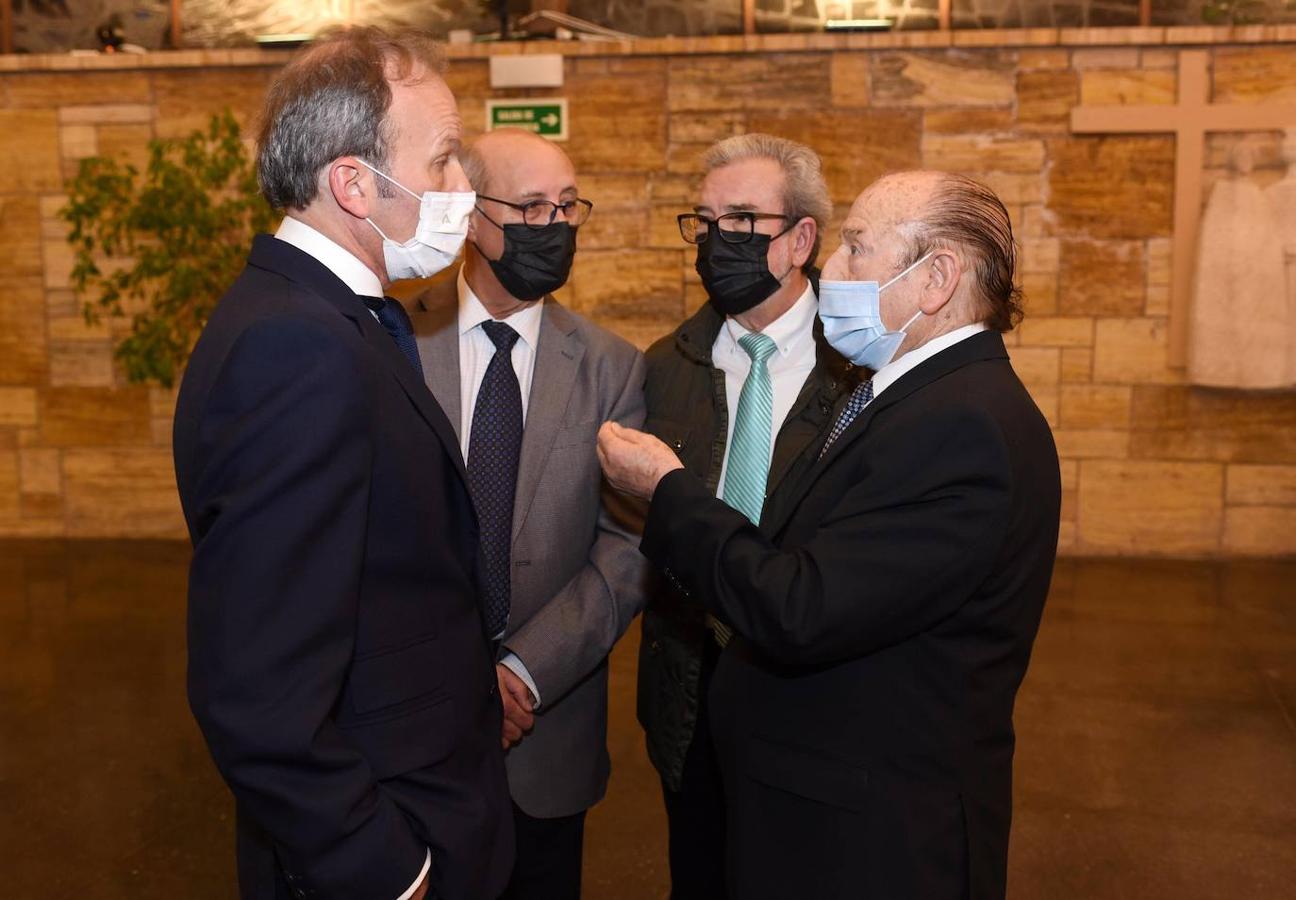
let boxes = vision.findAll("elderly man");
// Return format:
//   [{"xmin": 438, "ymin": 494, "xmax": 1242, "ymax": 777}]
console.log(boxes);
[
  {"xmin": 636, "ymin": 133, "xmax": 851, "ymax": 899},
  {"xmin": 174, "ymin": 28, "xmax": 511, "ymax": 900},
  {"xmin": 599, "ymin": 170, "xmax": 1061, "ymax": 900},
  {"xmin": 404, "ymin": 128, "xmax": 647, "ymax": 900}
]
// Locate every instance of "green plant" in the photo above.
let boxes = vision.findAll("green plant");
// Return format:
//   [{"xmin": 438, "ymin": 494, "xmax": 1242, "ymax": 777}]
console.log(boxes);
[
  {"xmin": 62, "ymin": 110, "xmax": 277, "ymax": 387},
  {"xmin": 1201, "ymin": 0, "xmax": 1271, "ymax": 24}
]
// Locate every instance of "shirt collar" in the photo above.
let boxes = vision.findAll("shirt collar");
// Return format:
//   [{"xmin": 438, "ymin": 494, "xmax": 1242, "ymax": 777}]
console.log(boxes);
[
  {"xmin": 275, "ymin": 216, "xmax": 384, "ymax": 298},
  {"xmin": 871, "ymin": 321, "xmax": 990, "ymax": 398},
  {"xmin": 456, "ymin": 267, "xmax": 544, "ymax": 349},
  {"xmin": 721, "ymin": 281, "xmax": 818, "ymax": 358}
]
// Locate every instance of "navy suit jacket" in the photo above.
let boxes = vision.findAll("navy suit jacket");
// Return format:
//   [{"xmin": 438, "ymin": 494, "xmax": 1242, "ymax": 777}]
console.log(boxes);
[{"xmin": 174, "ymin": 235, "xmax": 513, "ymax": 900}]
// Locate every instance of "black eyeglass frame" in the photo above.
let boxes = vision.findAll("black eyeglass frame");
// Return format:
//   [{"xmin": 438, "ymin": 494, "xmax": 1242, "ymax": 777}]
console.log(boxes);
[
  {"xmin": 476, "ymin": 193, "xmax": 594, "ymax": 229},
  {"xmin": 677, "ymin": 211, "xmax": 796, "ymax": 245}
]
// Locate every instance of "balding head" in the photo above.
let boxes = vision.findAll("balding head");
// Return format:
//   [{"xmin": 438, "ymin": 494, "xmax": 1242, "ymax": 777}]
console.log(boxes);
[
  {"xmin": 867, "ymin": 170, "xmax": 1022, "ymax": 332},
  {"xmin": 460, "ymin": 128, "xmax": 574, "ymax": 198}
]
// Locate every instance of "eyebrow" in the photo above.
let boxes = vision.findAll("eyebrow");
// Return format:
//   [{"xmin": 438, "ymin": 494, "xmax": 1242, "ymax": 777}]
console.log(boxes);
[{"xmin": 840, "ymin": 226, "xmax": 863, "ymax": 242}]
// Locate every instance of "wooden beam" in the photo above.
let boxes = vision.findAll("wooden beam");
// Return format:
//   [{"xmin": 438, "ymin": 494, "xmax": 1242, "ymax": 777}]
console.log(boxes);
[
  {"xmin": 169, "ymin": 0, "xmax": 182, "ymax": 49},
  {"xmin": 938, "ymin": 0, "xmax": 952, "ymax": 31},
  {"xmin": 742, "ymin": 0, "xmax": 755, "ymax": 35},
  {"xmin": 2, "ymin": 0, "xmax": 13, "ymax": 55},
  {"xmin": 1140, "ymin": 0, "xmax": 1153, "ymax": 27}
]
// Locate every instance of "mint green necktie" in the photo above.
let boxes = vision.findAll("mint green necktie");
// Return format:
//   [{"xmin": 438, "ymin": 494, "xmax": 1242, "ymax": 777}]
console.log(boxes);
[{"xmin": 722, "ymin": 332, "xmax": 778, "ymax": 525}]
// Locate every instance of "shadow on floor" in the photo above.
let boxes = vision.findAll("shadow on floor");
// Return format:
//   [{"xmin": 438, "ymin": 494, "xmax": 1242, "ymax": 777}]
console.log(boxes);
[{"xmin": 1, "ymin": 543, "xmax": 1292, "ymax": 899}]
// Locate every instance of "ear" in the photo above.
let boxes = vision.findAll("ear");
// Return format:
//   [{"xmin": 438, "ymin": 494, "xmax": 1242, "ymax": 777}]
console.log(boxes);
[
  {"xmin": 789, "ymin": 217, "xmax": 817, "ymax": 270},
  {"xmin": 919, "ymin": 248, "xmax": 961, "ymax": 315},
  {"xmin": 328, "ymin": 158, "xmax": 372, "ymax": 221}
]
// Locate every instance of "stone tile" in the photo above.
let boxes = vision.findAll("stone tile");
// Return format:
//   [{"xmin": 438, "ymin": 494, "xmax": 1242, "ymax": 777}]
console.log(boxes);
[
  {"xmin": 830, "ymin": 52, "xmax": 870, "ymax": 107},
  {"xmin": 647, "ymin": 203, "xmax": 686, "ymax": 250},
  {"xmin": 0, "ymin": 197, "xmax": 44, "ymax": 281},
  {"xmin": 151, "ymin": 70, "xmax": 270, "ymax": 139},
  {"xmin": 870, "ymin": 51, "xmax": 1015, "ymax": 108},
  {"xmin": 1079, "ymin": 69, "xmax": 1175, "ymax": 106},
  {"xmin": 578, "ymin": 206, "xmax": 648, "ymax": 251},
  {"xmin": 1020, "ymin": 238, "xmax": 1059, "ymax": 274},
  {"xmin": 1213, "ymin": 47, "xmax": 1296, "ymax": 103},
  {"xmin": 568, "ymin": 62, "xmax": 668, "ymax": 174},
  {"xmin": 566, "ymin": 248, "xmax": 684, "ymax": 333},
  {"xmin": 1130, "ymin": 386, "xmax": 1296, "ymax": 464},
  {"xmin": 62, "ymin": 449, "xmax": 185, "ymax": 538},
  {"xmin": 1027, "ymin": 384, "xmax": 1059, "ymax": 428},
  {"xmin": 1226, "ymin": 464, "xmax": 1296, "ymax": 506},
  {"xmin": 1048, "ymin": 137, "xmax": 1174, "ymax": 239},
  {"xmin": 922, "ymin": 108, "xmax": 1015, "ymax": 134},
  {"xmin": 1061, "ymin": 347, "xmax": 1093, "ymax": 383},
  {"xmin": 1017, "ymin": 49, "xmax": 1070, "ymax": 71},
  {"xmin": 1019, "ymin": 204, "xmax": 1056, "ymax": 238},
  {"xmin": 1060, "ymin": 384, "xmax": 1133, "ymax": 429},
  {"xmin": 1021, "ymin": 272, "xmax": 1058, "ymax": 316},
  {"xmin": 48, "ymin": 342, "xmax": 117, "ymax": 388},
  {"xmin": 668, "ymin": 53, "xmax": 831, "ymax": 113},
  {"xmin": 4, "ymin": 72, "xmax": 153, "ymax": 108},
  {"xmin": 96, "ymin": 124, "xmax": 153, "ymax": 171},
  {"xmin": 39, "ymin": 388, "xmax": 151, "ymax": 448},
  {"xmin": 1092, "ymin": 319, "xmax": 1184, "ymax": 386},
  {"xmin": 977, "ymin": 172, "xmax": 1045, "ymax": 206},
  {"xmin": 18, "ymin": 448, "xmax": 60, "ymax": 496},
  {"xmin": 0, "ymin": 388, "xmax": 39, "ymax": 428},
  {"xmin": 0, "ymin": 450, "xmax": 18, "ymax": 519},
  {"xmin": 1057, "ymin": 240, "xmax": 1145, "ymax": 316},
  {"xmin": 58, "ymin": 104, "xmax": 154, "ymax": 126},
  {"xmin": 1018, "ymin": 316, "xmax": 1093, "ymax": 347},
  {"xmin": 0, "ymin": 279, "xmax": 49, "ymax": 385},
  {"xmin": 667, "ymin": 110, "xmax": 746, "ymax": 145},
  {"xmin": 59, "ymin": 124, "xmax": 98, "ymax": 160},
  {"xmin": 0, "ymin": 110, "xmax": 62, "ymax": 193},
  {"xmin": 648, "ymin": 174, "xmax": 696, "ymax": 204},
  {"xmin": 1223, "ymin": 507, "xmax": 1296, "ymax": 556},
  {"xmin": 1077, "ymin": 460, "xmax": 1223, "ymax": 554},
  {"xmin": 1016, "ymin": 70, "xmax": 1077, "ymax": 133},
  {"xmin": 1054, "ymin": 428, "xmax": 1130, "ymax": 460},
  {"xmin": 1007, "ymin": 346, "xmax": 1060, "ymax": 389},
  {"xmin": 1070, "ymin": 48, "xmax": 1141, "ymax": 70},
  {"xmin": 747, "ymin": 108, "xmax": 923, "ymax": 203},
  {"xmin": 1140, "ymin": 49, "xmax": 1180, "ymax": 70},
  {"xmin": 921, "ymin": 134, "xmax": 1046, "ymax": 174}
]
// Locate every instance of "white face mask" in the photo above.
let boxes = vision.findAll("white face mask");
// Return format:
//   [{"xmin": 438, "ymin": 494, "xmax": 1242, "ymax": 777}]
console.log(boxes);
[
  {"xmin": 818, "ymin": 252, "xmax": 933, "ymax": 370},
  {"xmin": 355, "ymin": 158, "xmax": 475, "ymax": 281}
]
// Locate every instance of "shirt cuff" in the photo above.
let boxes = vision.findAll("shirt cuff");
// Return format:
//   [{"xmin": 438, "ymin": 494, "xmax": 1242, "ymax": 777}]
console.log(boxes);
[
  {"xmin": 500, "ymin": 651, "xmax": 542, "ymax": 710},
  {"xmin": 395, "ymin": 849, "xmax": 431, "ymax": 900}
]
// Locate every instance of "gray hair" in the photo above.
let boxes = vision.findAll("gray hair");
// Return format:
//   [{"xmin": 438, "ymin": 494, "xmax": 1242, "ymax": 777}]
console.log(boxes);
[
  {"xmin": 902, "ymin": 173, "xmax": 1023, "ymax": 332},
  {"xmin": 256, "ymin": 26, "xmax": 447, "ymax": 211},
  {"xmin": 701, "ymin": 133, "xmax": 832, "ymax": 274}
]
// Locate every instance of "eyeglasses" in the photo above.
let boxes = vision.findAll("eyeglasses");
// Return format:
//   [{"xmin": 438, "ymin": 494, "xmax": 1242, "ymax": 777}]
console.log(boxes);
[
  {"xmin": 476, "ymin": 194, "xmax": 594, "ymax": 229},
  {"xmin": 677, "ymin": 211, "xmax": 792, "ymax": 245}
]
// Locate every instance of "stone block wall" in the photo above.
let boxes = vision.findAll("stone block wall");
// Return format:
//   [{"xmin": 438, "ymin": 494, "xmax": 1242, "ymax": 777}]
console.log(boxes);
[{"xmin": 0, "ymin": 30, "xmax": 1293, "ymax": 555}]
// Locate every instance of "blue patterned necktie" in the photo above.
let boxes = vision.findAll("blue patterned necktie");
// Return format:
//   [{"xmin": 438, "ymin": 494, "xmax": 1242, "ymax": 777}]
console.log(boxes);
[
  {"xmin": 722, "ymin": 332, "xmax": 779, "ymax": 525},
  {"xmin": 468, "ymin": 320, "xmax": 523, "ymax": 638},
  {"xmin": 364, "ymin": 296, "xmax": 424, "ymax": 378},
  {"xmin": 820, "ymin": 378, "xmax": 875, "ymax": 459}
]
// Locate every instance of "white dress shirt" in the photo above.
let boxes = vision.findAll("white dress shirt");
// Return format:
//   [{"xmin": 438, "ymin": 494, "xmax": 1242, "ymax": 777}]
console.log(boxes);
[
  {"xmin": 275, "ymin": 215, "xmax": 430, "ymax": 900},
  {"xmin": 455, "ymin": 270, "xmax": 545, "ymax": 708},
  {"xmin": 712, "ymin": 283, "xmax": 819, "ymax": 501},
  {"xmin": 870, "ymin": 321, "xmax": 990, "ymax": 401}
]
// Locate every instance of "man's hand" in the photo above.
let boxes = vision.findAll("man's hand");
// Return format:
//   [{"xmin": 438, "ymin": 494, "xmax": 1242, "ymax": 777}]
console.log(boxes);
[
  {"xmin": 496, "ymin": 663, "xmax": 535, "ymax": 750},
  {"xmin": 596, "ymin": 421, "xmax": 684, "ymax": 500}
]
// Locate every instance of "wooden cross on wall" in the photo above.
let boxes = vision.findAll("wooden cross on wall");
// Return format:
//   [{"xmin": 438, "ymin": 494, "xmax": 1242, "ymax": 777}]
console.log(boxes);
[{"xmin": 1071, "ymin": 50, "xmax": 1296, "ymax": 367}]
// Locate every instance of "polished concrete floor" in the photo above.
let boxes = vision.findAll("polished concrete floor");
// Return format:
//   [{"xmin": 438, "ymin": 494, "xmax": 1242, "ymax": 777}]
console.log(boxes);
[{"xmin": 1, "ymin": 542, "xmax": 1293, "ymax": 899}]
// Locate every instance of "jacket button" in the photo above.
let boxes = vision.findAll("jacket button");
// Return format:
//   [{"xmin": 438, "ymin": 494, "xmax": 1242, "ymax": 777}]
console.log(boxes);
[
  {"xmin": 650, "ymin": 640, "xmax": 662, "ymax": 654},
  {"xmin": 671, "ymin": 439, "xmax": 684, "ymax": 450}
]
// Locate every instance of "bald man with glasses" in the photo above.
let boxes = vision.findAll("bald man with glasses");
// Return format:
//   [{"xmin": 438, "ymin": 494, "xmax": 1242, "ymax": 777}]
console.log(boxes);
[{"xmin": 403, "ymin": 127, "xmax": 648, "ymax": 900}]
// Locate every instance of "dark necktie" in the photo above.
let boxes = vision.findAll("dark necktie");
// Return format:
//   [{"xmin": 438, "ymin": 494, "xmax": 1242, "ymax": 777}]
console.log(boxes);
[
  {"xmin": 468, "ymin": 320, "xmax": 523, "ymax": 638},
  {"xmin": 819, "ymin": 378, "xmax": 874, "ymax": 459},
  {"xmin": 363, "ymin": 296, "xmax": 424, "ymax": 378}
]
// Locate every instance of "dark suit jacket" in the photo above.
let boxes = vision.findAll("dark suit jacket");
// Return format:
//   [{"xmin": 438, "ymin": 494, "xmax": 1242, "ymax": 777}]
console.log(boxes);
[
  {"xmin": 174, "ymin": 236, "xmax": 512, "ymax": 900},
  {"xmin": 641, "ymin": 330, "xmax": 1061, "ymax": 900},
  {"xmin": 408, "ymin": 269, "xmax": 650, "ymax": 818}
]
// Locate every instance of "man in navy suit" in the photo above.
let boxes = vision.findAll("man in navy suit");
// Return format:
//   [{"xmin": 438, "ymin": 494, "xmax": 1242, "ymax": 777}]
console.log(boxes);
[{"xmin": 173, "ymin": 27, "xmax": 512, "ymax": 900}]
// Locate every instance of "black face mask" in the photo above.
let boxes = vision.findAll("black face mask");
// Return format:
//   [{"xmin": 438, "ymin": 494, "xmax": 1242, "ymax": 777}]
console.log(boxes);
[
  {"xmin": 484, "ymin": 222, "xmax": 577, "ymax": 302},
  {"xmin": 695, "ymin": 231, "xmax": 789, "ymax": 317}
]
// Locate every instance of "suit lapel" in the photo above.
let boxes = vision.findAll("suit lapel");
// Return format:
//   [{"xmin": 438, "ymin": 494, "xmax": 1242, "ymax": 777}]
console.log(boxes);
[
  {"xmin": 246, "ymin": 236, "xmax": 469, "ymax": 486},
  {"xmin": 512, "ymin": 299, "xmax": 584, "ymax": 544},
  {"xmin": 762, "ymin": 330, "xmax": 1010, "ymax": 538}
]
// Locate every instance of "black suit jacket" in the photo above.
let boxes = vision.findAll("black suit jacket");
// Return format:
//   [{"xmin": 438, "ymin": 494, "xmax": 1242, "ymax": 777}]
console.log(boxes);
[
  {"xmin": 174, "ymin": 236, "xmax": 513, "ymax": 900},
  {"xmin": 641, "ymin": 330, "xmax": 1060, "ymax": 900}
]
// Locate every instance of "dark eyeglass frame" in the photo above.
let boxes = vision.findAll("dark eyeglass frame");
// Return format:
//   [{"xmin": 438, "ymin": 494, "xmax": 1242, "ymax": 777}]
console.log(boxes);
[
  {"xmin": 476, "ymin": 193, "xmax": 594, "ymax": 229},
  {"xmin": 677, "ymin": 211, "xmax": 794, "ymax": 245}
]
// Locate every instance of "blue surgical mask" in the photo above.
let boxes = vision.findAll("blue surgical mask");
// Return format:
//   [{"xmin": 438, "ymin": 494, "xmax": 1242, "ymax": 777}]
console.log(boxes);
[{"xmin": 818, "ymin": 252, "xmax": 933, "ymax": 370}]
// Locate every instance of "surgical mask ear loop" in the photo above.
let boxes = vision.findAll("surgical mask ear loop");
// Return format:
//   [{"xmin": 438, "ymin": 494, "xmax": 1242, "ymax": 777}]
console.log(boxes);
[
  {"xmin": 354, "ymin": 158, "xmax": 423, "ymax": 203},
  {"xmin": 880, "ymin": 251, "xmax": 934, "ymax": 291}
]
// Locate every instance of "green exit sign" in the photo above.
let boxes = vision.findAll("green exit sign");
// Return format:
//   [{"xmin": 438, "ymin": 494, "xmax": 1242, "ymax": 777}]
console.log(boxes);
[{"xmin": 486, "ymin": 98, "xmax": 568, "ymax": 141}]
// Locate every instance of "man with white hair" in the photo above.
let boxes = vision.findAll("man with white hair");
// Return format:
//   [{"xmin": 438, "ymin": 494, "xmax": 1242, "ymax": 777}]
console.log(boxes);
[
  {"xmin": 600, "ymin": 170, "xmax": 1061, "ymax": 899},
  {"xmin": 634, "ymin": 133, "xmax": 853, "ymax": 899}
]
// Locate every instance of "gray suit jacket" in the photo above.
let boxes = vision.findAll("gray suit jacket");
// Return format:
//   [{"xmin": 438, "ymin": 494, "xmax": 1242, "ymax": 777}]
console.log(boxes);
[{"xmin": 407, "ymin": 268, "xmax": 649, "ymax": 818}]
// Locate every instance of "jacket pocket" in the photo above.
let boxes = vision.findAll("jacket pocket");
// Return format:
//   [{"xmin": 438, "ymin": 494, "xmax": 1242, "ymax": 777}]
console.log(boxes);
[
  {"xmin": 348, "ymin": 634, "xmax": 445, "ymax": 716},
  {"xmin": 744, "ymin": 736, "xmax": 870, "ymax": 813},
  {"xmin": 339, "ymin": 690, "xmax": 458, "ymax": 779}
]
